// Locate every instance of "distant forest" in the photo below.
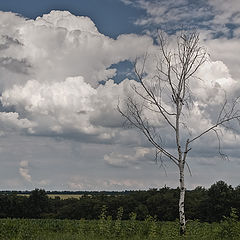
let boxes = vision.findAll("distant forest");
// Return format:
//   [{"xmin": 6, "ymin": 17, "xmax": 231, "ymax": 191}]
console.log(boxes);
[{"xmin": 0, "ymin": 180, "xmax": 239, "ymax": 222}]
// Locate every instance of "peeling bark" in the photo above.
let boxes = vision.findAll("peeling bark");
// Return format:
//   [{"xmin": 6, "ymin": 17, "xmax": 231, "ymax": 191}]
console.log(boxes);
[{"xmin": 179, "ymin": 165, "xmax": 186, "ymax": 235}]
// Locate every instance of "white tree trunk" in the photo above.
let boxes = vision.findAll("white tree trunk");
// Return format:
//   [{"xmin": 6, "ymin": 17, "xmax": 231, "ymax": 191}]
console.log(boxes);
[{"xmin": 179, "ymin": 164, "xmax": 186, "ymax": 235}]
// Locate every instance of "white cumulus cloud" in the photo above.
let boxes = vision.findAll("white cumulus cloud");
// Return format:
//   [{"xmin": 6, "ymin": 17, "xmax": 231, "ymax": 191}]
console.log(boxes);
[
  {"xmin": 0, "ymin": 10, "xmax": 153, "ymax": 90},
  {"xmin": 0, "ymin": 9, "xmax": 239, "ymax": 190},
  {"xmin": 19, "ymin": 160, "xmax": 32, "ymax": 182}
]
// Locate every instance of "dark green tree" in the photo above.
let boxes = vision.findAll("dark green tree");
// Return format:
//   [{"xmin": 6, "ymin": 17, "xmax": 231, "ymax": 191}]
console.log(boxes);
[
  {"xmin": 206, "ymin": 181, "xmax": 234, "ymax": 222},
  {"xmin": 27, "ymin": 189, "xmax": 49, "ymax": 218}
]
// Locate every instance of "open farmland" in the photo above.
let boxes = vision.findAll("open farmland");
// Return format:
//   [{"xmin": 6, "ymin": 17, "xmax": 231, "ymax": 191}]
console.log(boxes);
[
  {"xmin": 17, "ymin": 194, "xmax": 85, "ymax": 199},
  {"xmin": 47, "ymin": 194, "xmax": 84, "ymax": 199}
]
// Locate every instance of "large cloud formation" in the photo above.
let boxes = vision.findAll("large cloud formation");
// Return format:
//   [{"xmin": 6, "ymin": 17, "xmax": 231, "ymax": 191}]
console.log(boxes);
[
  {"xmin": 0, "ymin": 10, "xmax": 153, "ymax": 140},
  {"xmin": 0, "ymin": 10, "xmax": 152, "ymax": 88},
  {"xmin": 0, "ymin": 9, "xmax": 240, "ymax": 190}
]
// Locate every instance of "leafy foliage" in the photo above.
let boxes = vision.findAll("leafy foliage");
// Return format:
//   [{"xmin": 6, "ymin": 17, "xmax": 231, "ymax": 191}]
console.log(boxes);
[{"xmin": 0, "ymin": 181, "xmax": 240, "ymax": 223}]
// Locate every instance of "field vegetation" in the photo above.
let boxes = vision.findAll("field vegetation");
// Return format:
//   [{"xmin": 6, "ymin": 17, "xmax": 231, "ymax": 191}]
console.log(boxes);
[
  {"xmin": 1, "ymin": 208, "xmax": 240, "ymax": 240},
  {"xmin": 1, "ymin": 181, "xmax": 240, "ymax": 238}
]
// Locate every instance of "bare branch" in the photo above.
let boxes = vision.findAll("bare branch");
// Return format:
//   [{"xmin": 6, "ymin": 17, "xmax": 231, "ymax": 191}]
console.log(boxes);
[
  {"xmin": 212, "ymin": 129, "xmax": 229, "ymax": 161},
  {"xmin": 117, "ymin": 102, "xmax": 179, "ymax": 166},
  {"xmin": 189, "ymin": 115, "xmax": 240, "ymax": 144},
  {"xmin": 186, "ymin": 162, "xmax": 192, "ymax": 177},
  {"xmin": 135, "ymin": 57, "xmax": 176, "ymax": 130}
]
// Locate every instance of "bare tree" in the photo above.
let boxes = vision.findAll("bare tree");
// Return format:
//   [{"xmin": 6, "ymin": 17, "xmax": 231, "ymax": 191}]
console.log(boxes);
[{"xmin": 118, "ymin": 31, "xmax": 240, "ymax": 235}]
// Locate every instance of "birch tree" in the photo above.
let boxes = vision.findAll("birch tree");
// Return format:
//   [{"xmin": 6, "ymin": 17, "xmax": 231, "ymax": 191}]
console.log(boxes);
[{"xmin": 118, "ymin": 31, "xmax": 240, "ymax": 235}]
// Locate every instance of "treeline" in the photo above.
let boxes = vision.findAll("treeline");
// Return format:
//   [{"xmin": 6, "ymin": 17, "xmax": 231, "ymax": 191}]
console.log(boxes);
[{"xmin": 0, "ymin": 180, "xmax": 240, "ymax": 222}]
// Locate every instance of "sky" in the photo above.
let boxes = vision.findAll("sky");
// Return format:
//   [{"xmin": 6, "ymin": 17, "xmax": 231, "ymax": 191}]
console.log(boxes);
[{"xmin": 0, "ymin": 0, "xmax": 240, "ymax": 191}]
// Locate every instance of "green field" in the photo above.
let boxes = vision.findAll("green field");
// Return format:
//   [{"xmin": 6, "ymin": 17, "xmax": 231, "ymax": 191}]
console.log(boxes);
[
  {"xmin": 47, "ymin": 194, "xmax": 85, "ymax": 199},
  {"xmin": 1, "ymin": 217, "xmax": 240, "ymax": 240},
  {"xmin": 17, "ymin": 194, "xmax": 85, "ymax": 199}
]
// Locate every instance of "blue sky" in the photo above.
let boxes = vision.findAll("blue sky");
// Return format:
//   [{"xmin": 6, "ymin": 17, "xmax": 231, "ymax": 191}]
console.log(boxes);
[
  {"xmin": 0, "ymin": 0, "xmax": 240, "ymax": 191},
  {"xmin": 0, "ymin": 0, "xmax": 239, "ymax": 37},
  {"xmin": 0, "ymin": 0, "xmax": 144, "ymax": 38}
]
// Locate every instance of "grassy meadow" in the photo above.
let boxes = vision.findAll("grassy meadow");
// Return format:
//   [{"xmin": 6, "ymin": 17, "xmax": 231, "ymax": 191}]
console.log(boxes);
[{"xmin": 1, "ymin": 214, "xmax": 240, "ymax": 240}]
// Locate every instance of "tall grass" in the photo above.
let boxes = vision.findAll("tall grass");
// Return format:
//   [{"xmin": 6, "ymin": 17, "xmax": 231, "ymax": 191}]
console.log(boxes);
[{"xmin": 0, "ymin": 208, "xmax": 240, "ymax": 239}]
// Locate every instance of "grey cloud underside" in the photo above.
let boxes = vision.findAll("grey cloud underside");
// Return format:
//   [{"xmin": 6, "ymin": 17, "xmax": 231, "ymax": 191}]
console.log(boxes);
[
  {"xmin": 0, "ymin": 57, "xmax": 31, "ymax": 74},
  {"xmin": 0, "ymin": 35, "xmax": 23, "ymax": 50},
  {"xmin": 0, "ymin": 35, "xmax": 30, "ymax": 74}
]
